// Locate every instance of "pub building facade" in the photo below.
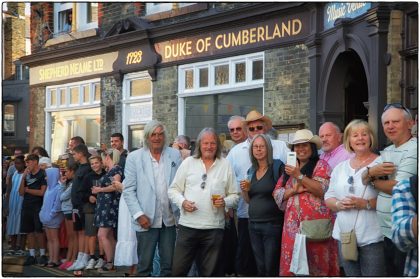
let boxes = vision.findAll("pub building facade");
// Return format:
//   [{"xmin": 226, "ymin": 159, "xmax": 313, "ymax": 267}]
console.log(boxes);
[{"xmin": 21, "ymin": 2, "xmax": 417, "ymax": 159}]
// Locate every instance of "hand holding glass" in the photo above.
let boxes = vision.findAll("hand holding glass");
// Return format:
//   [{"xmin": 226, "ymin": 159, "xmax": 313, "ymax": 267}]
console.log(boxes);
[{"xmin": 211, "ymin": 188, "xmax": 225, "ymax": 207}]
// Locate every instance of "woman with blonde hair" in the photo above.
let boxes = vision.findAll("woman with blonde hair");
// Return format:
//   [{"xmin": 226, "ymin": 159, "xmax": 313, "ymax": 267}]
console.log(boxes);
[
  {"xmin": 325, "ymin": 119, "xmax": 385, "ymax": 276},
  {"xmin": 92, "ymin": 149, "xmax": 124, "ymax": 273}
]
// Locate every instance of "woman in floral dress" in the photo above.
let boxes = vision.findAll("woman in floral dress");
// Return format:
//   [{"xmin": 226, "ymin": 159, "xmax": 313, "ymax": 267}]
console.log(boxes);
[
  {"xmin": 92, "ymin": 149, "xmax": 124, "ymax": 272},
  {"xmin": 273, "ymin": 129, "xmax": 339, "ymax": 276}
]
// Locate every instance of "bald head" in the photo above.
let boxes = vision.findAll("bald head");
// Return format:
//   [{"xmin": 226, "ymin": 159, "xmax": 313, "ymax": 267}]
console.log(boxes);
[{"xmin": 319, "ymin": 122, "xmax": 342, "ymax": 153}]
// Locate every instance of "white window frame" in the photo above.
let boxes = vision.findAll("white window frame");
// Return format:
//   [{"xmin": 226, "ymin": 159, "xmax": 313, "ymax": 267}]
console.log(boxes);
[
  {"xmin": 122, "ymin": 72, "xmax": 153, "ymax": 150},
  {"xmin": 45, "ymin": 78, "xmax": 100, "ymax": 154},
  {"xmin": 146, "ymin": 3, "xmax": 195, "ymax": 15},
  {"xmin": 178, "ymin": 52, "xmax": 265, "ymax": 135},
  {"xmin": 54, "ymin": 3, "xmax": 98, "ymax": 34}
]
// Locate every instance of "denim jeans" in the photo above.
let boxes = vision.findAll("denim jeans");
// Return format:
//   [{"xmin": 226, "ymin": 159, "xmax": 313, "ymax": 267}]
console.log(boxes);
[
  {"xmin": 341, "ymin": 241, "xmax": 386, "ymax": 276},
  {"xmin": 248, "ymin": 221, "xmax": 282, "ymax": 276},
  {"xmin": 383, "ymin": 237, "xmax": 407, "ymax": 276},
  {"xmin": 136, "ymin": 224, "xmax": 176, "ymax": 276},
  {"xmin": 236, "ymin": 218, "xmax": 257, "ymax": 276}
]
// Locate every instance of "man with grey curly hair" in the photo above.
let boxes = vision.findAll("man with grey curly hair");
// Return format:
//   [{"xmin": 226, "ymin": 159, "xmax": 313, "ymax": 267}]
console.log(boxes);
[{"xmin": 123, "ymin": 120, "xmax": 183, "ymax": 276}]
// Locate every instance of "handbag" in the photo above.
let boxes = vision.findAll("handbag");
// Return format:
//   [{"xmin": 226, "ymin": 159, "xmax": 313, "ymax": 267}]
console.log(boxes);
[
  {"xmin": 289, "ymin": 232, "xmax": 309, "ymax": 275},
  {"xmin": 339, "ymin": 184, "xmax": 368, "ymax": 261},
  {"xmin": 294, "ymin": 196, "xmax": 333, "ymax": 241}
]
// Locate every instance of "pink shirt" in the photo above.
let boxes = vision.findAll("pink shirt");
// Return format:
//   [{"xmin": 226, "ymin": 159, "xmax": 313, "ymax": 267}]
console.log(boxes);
[{"xmin": 320, "ymin": 144, "xmax": 354, "ymax": 170}]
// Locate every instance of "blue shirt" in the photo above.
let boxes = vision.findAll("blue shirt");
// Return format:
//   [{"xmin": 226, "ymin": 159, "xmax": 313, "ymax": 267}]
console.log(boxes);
[{"xmin": 392, "ymin": 178, "xmax": 418, "ymax": 276}]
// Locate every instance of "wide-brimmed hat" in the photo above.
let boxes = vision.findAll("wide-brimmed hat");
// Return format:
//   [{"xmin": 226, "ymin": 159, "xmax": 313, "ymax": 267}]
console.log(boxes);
[
  {"xmin": 287, "ymin": 129, "xmax": 322, "ymax": 149},
  {"xmin": 243, "ymin": 110, "xmax": 272, "ymax": 130}
]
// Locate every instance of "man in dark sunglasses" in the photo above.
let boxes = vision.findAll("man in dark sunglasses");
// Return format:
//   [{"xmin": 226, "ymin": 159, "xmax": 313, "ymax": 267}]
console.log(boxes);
[
  {"xmin": 362, "ymin": 103, "xmax": 417, "ymax": 277},
  {"xmin": 226, "ymin": 110, "xmax": 289, "ymax": 276}
]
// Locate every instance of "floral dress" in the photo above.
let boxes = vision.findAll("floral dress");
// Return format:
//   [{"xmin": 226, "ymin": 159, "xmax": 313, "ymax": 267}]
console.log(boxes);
[
  {"xmin": 94, "ymin": 165, "xmax": 124, "ymax": 228},
  {"xmin": 273, "ymin": 159, "xmax": 339, "ymax": 276}
]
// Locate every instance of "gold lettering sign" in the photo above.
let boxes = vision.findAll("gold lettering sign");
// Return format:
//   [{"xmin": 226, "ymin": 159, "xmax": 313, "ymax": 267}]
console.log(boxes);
[
  {"xmin": 30, "ymin": 52, "xmax": 118, "ymax": 85},
  {"xmin": 155, "ymin": 13, "xmax": 309, "ymax": 63},
  {"xmin": 126, "ymin": 50, "xmax": 143, "ymax": 65}
]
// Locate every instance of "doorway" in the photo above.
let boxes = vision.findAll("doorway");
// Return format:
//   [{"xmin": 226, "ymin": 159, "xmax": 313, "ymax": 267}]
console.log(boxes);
[{"xmin": 325, "ymin": 50, "xmax": 368, "ymax": 129}]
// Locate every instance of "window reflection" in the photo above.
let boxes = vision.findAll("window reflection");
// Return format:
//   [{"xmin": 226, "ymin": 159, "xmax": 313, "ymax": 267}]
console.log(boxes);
[{"xmin": 215, "ymin": 65, "xmax": 229, "ymax": 85}]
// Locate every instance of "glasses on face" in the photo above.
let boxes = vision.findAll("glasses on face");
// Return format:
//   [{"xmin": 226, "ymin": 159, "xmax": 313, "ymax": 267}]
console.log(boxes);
[
  {"xmin": 383, "ymin": 103, "xmax": 411, "ymax": 115},
  {"xmin": 248, "ymin": 126, "xmax": 264, "ymax": 132},
  {"xmin": 347, "ymin": 176, "xmax": 355, "ymax": 194},
  {"xmin": 229, "ymin": 127, "xmax": 242, "ymax": 133},
  {"xmin": 252, "ymin": 145, "xmax": 266, "ymax": 150},
  {"xmin": 201, "ymin": 173, "xmax": 207, "ymax": 189}
]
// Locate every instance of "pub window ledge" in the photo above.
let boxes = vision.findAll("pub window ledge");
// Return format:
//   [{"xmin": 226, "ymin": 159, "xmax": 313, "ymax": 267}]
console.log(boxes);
[
  {"xmin": 144, "ymin": 3, "xmax": 207, "ymax": 21},
  {"xmin": 45, "ymin": 28, "xmax": 98, "ymax": 47}
]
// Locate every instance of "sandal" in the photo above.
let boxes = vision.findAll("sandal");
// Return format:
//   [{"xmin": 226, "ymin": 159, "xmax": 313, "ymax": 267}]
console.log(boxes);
[{"xmin": 47, "ymin": 262, "xmax": 60, "ymax": 268}]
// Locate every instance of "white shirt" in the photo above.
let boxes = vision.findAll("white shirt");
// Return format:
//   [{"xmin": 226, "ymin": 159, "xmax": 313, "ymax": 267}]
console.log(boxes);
[
  {"xmin": 168, "ymin": 156, "xmax": 239, "ymax": 229},
  {"xmin": 150, "ymin": 152, "xmax": 175, "ymax": 228},
  {"xmin": 325, "ymin": 160, "xmax": 384, "ymax": 246},
  {"xmin": 376, "ymin": 138, "xmax": 418, "ymax": 239},
  {"xmin": 226, "ymin": 138, "xmax": 289, "ymax": 218}
]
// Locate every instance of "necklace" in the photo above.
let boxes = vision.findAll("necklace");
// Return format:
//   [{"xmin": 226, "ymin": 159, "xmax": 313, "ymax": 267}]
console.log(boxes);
[{"xmin": 352, "ymin": 153, "xmax": 373, "ymax": 173}]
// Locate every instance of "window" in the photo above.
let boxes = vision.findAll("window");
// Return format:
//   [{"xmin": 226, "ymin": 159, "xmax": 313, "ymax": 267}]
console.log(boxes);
[
  {"xmin": 178, "ymin": 52, "xmax": 265, "ymax": 138},
  {"xmin": 122, "ymin": 72, "xmax": 153, "ymax": 151},
  {"xmin": 46, "ymin": 79, "xmax": 101, "ymax": 160},
  {"xmin": 146, "ymin": 3, "xmax": 195, "ymax": 15},
  {"xmin": 3, "ymin": 104, "xmax": 16, "ymax": 137},
  {"xmin": 179, "ymin": 52, "xmax": 264, "ymax": 94},
  {"xmin": 54, "ymin": 3, "xmax": 98, "ymax": 35}
]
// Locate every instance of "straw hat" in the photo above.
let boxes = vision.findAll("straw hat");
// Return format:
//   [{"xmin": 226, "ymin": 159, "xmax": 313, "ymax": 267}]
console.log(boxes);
[
  {"xmin": 243, "ymin": 110, "xmax": 272, "ymax": 130},
  {"xmin": 287, "ymin": 129, "xmax": 322, "ymax": 149}
]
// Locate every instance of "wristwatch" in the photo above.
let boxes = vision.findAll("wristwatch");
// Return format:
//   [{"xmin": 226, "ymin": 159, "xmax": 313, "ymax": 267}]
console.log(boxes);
[
  {"xmin": 298, "ymin": 174, "xmax": 305, "ymax": 181},
  {"xmin": 366, "ymin": 200, "xmax": 371, "ymax": 210}
]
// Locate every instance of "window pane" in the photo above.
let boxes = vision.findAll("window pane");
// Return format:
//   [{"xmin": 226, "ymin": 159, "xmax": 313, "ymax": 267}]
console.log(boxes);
[
  {"xmin": 82, "ymin": 85, "xmax": 90, "ymax": 103},
  {"xmin": 60, "ymin": 88, "xmax": 66, "ymax": 105},
  {"xmin": 199, "ymin": 68, "xmax": 208, "ymax": 88},
  {"xmin": 3, "ymin": 104, "xmax": 15, "ymax": 136},
  {"xmin": 235, "ymin": 62, "xmax": 246, "ymax": 83},
  {"xmin": 252, "ymin": 60, "xmax": 263, "ymax": 80},
  {"xmin": 129, "ymin": 125, "xmax": 145, "ymax": 151},
  {"xmin": 184, "ymin": 88, "xmax": 263, "ymax": 138},
  {"xmin": 94, "ymin": 82, "xmax": 100, "ymax": 101},
  {"xmin": 215, "ymin": 65, "xmax": 229, "ymax": 85},
  {"xmin": 70, "ymin": 87, "xmax": 79, "ymax": 104},
  {"xmin": 87, "ymin": 3, "xmax": 98, "ymax": 24},
  {"xmin": 130, "ymin": 79, "xmax": 152, "ymax": 97},
  {"xmin": 59, "ymin": 9, "xmax": 72, "ymax": 33},
  {"xmin": 185, "ymin": 70, "xmax": 194, "ymax": 89},
  {"xmin": 50, "ymin": 89, "xmax": 57, "ymax": 106}
]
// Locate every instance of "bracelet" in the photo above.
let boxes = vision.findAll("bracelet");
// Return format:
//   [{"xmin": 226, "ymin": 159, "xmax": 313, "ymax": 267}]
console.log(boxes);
[
  {"xmin": 370, "ymin": 179, "xmax": 376, "ymax": 189},
  {"xmin": 366, "ymin": 166, "xmax": 376, "ymax": 182}
]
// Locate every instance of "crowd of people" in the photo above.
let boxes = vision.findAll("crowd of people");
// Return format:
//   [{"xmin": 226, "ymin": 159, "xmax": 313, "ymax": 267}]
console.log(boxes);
[{"xmin": 2, "ymin": 104, "xmax": 418, "ymax": 277}]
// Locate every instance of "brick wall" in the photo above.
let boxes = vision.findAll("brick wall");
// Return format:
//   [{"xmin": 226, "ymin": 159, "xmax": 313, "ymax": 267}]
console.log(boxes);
[
  {"xmin": 3, "ymin": 3, "xmax": 26, "ymax": 79},
  {"xmin": 98, "ymin": 3, "xmax": 144, "ymax": 37},
  {"xmin": 387, "ymin": 10, "xmax": 403, "ymax": 103},
  {"xmin": 152, "ymin": 66, "xmax": 179, "ymax": 141},
  {"xmin": 264, "ymin": 45, "xmax": 310, "ymax": 129},
  {"xmin": 29, "ymin": 86, "xmax": 46, "ymax": 150},
  {"xmin": 100, "ymin": 75, "xmax": 122, "ymax": 142},
  {"xmin": 30, "ymin": 3, "xmax": 54, "ymax": 52}
]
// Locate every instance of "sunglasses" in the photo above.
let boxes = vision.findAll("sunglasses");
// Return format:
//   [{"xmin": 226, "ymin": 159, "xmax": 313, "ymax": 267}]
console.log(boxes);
[
  {"xmin": 201, "ymin": 173, "xmax": 207, "ymax": 189},
  {"xmin": 229, "ymin": 127, "xmax": 242, "ymax": 133},
  {"xmin": 383, "ymin": 103, "xmax": 411, "ymax": 116},
  {"xmin": 347, "ymin": 176, "xmax": 355, "ymax": 194},
  {"xmin": 248, "ymin": 126, "xmax": 264, "ymax": 132}
]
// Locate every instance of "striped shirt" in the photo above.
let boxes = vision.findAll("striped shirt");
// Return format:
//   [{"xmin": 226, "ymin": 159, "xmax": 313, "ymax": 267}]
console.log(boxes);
[
  {"xmin": 392, "ymin": 178, "xmax": 418, "ymax": 276},
  {"xmin": 377, "ymin": 138, "xmax": 418, "ymax": 239}
]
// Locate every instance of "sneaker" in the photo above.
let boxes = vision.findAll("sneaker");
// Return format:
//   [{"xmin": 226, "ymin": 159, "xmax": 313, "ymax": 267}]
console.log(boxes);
[
  {"xmin": 38, "ymin": 255, "xmax": 49, "ymax": 266},
  {"xmin": 23, "ymin": 256, "xmax": 37, "ymax": 266},
  {"xmin": 73, "ymin": 258, "xmax": 88, "ymax": 270},
  {"xmin": 94, "ymin": 258, "xmax": 105, "ymax": 269},
  {"xmin": 98, "ymin": 262, "xmax": 116, "ymax": 273},
  {"xmin": 85, "ymin": 258, "xmax": 96, "ymax": 270},
  {"xmin": 67, "ymin": 260, "xmax": 79, "ymax": 271}
]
